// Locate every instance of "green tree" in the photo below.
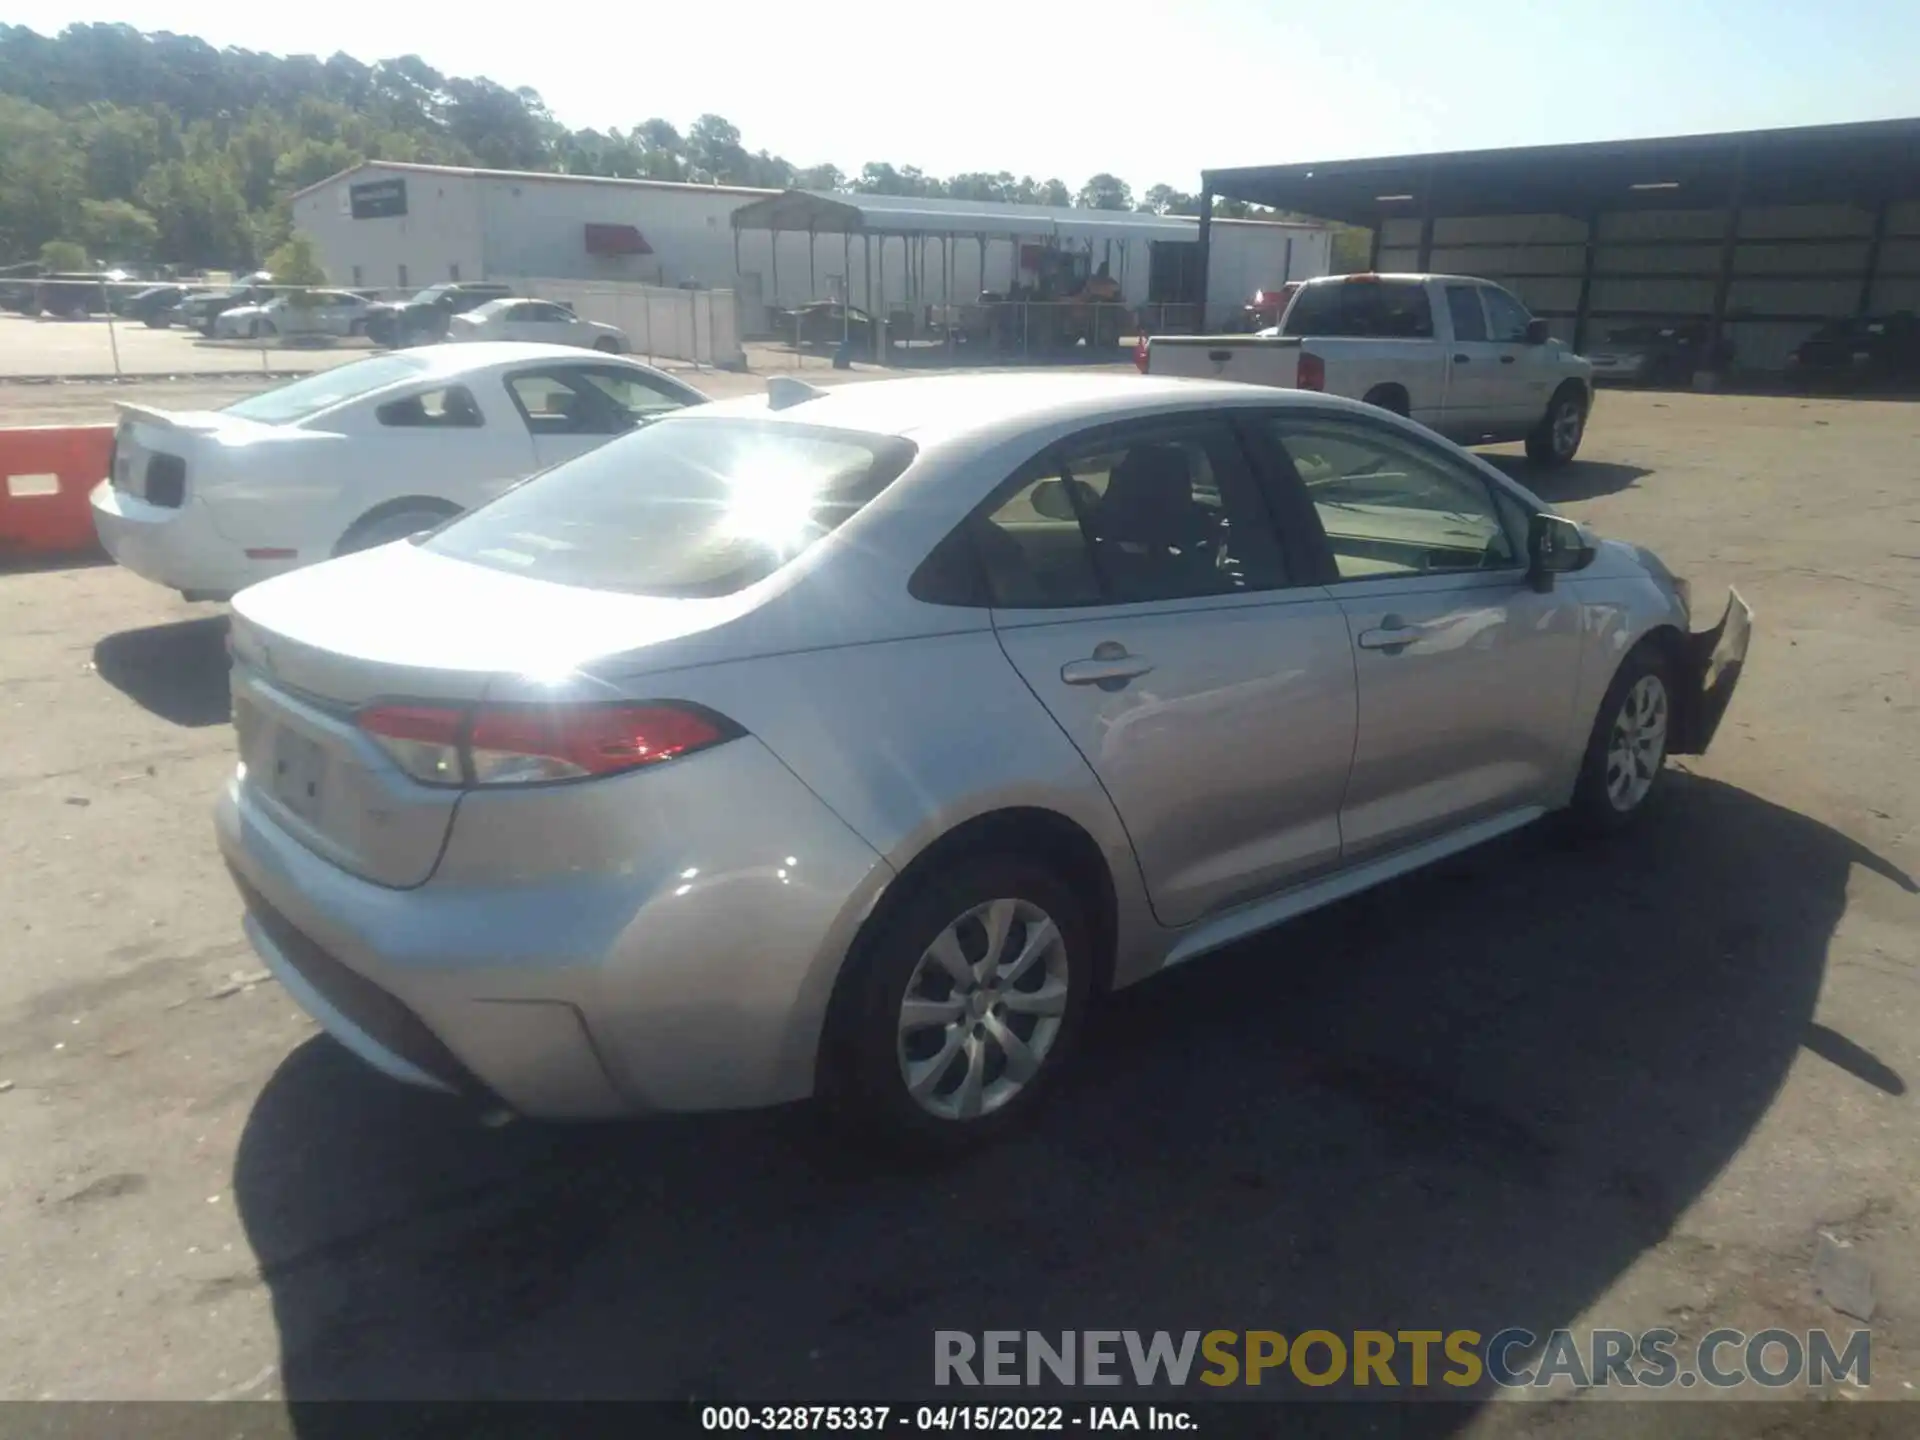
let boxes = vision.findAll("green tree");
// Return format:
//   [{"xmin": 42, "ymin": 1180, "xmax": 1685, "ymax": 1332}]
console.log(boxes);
[
  {"xmin": 1076, "ymin": 173, "xmax": 1133, "ymax": 211},
  {"xmin": 264, "ymin": 231, "xmax": 326, "ymax": 285},
  {"xmin": 39, "ymin": 237, "xmax": 88, "ymax": 270},
  {"xmin": 77, "ymin": 197, "xmax": 158, "ymax": 259},
  {"xmin": 687, "ymin": 113, "xmax": 746, "ymax": 183},
  {"xmin": 1329, "ymin": 225, "xmax": 1373, "ymax": 274}
]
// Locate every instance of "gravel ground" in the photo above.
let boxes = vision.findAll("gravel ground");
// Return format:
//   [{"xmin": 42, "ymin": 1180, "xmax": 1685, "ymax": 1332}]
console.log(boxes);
[{"xmin": 0, "ymin": 384, "xmax": 1914, "ymax": 1432}]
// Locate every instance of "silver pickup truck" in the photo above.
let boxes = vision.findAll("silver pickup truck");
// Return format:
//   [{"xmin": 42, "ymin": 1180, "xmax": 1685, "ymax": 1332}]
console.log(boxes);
[{"xmin": 1144, "ymin": 272, "xmax": 1595, "ymax": 466}]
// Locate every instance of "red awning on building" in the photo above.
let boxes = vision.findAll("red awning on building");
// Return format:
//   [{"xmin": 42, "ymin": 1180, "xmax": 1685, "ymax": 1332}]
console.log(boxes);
[{"xmin": 584, "ymin": 223, "xmax": 652, "ymax": 256}]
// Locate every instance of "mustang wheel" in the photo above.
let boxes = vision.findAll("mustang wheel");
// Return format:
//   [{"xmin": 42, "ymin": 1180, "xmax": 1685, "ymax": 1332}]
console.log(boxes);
[{"xmin": 829, "ymin": 855, "xmax": 1091, "ymax": 1153}]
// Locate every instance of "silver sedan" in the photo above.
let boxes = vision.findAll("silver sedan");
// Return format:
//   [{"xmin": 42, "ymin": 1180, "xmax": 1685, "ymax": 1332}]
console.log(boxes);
[{"xmin": 216, "ymin": 374, "xmax": 1750, "ymax": 1151}]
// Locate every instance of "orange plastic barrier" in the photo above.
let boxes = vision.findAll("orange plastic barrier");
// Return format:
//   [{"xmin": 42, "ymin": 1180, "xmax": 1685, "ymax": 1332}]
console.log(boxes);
[{"xmin": 0, "ymin": 424, "xmax": 113, "ymax": 557}]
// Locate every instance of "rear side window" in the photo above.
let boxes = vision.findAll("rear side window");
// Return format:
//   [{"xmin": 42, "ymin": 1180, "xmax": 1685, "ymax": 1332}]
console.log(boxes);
[
  {"xmin": 1281, "ymin": 280, "xmax": 1433, "ymax": 339},
  {"xmin": 425, "ymin": 419, "xmax": 915, "ymax": 597},
  {"xmin": 376, "ymin": 385, "xmax": 483, "ymax": 429},
  {"xmin": 975, "ymin": 421, "xmax": 1289, "ymax": 608},
  {"xmin": 1445, "ymin": 286, "xmax": 1488, "ymax": 342}
]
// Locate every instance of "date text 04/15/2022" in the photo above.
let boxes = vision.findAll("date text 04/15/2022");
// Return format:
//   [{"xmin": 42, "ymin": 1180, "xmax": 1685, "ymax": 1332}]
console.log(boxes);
[{"xmin": 699, "ymin": 1405, "xmax": 1196, "ymax": 1431}]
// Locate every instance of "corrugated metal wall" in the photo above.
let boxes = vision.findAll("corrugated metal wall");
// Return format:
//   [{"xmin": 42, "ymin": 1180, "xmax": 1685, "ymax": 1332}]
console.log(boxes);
[{"xmin": 1375, "ymin": 201, "xmax": 1920, "ymax": 371}]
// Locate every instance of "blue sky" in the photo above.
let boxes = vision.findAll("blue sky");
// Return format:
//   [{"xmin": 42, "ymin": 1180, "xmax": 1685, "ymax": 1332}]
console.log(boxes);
[{"xmin": 13, "ymin": 0, "xmax": 1917, "ymax": 191}]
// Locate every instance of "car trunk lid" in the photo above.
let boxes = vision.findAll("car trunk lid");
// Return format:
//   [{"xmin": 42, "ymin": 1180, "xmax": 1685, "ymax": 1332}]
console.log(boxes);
[{"xmin": 228, "ymin": 542, "xmax": 756, "ymax": 888}]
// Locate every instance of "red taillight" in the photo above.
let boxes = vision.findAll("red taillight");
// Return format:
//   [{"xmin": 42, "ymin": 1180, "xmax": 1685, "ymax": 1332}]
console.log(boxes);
[
  {"xmin": 1296, "ymin": 351, "xmax": 1326, "ymax": 391},
  {"xmin": 357, "ymin": 701, "xmax": 736, "ymax": 787},
  {"xmin": 1133, "ymin": 333, "xmax": 1150, "ymax": 373},
  {"xmin": 470, "ymin": 703, "xmax": 730, "ymax": 783}
]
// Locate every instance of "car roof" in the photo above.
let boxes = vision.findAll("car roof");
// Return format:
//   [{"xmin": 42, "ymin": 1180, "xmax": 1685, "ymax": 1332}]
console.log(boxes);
[
  {"xmin": 678, "ymin": 372, "xmax": 1347, "ymax": 447},
  {"xmin": 392, "ymin": 341, "xmax": 646, "ymax": 374}
]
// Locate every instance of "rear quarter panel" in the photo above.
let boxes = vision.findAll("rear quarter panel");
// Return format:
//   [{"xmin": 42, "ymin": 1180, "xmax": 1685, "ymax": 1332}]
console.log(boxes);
[
  {"xmin": 1146, "ymin": 336, "xmax": 1302, "ymax": 387},
  {"xmin": 1315, "ymin": 337, "xmax": 1450, "ymax": 427},
  {"xmin": 597, "ymin": 626, "xmax": 1164, "ymax": 988},
  {"xmin": 206, "ymin": 381, "xmax": 536, "ymax": 558}
]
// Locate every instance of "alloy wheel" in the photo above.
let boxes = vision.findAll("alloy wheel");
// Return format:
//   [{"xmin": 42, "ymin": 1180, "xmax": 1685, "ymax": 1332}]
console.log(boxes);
[
  {"xmin": 896, "ymin": 898, "xmax": 1069, "ymax": 1122},
  {"xmin": 1553, "ymin": 397, "xmax": 1586, "ymax": 457},
  {"xmin": 1605, "ymin": 673, "xmax": 1669, "ymax": 811}
]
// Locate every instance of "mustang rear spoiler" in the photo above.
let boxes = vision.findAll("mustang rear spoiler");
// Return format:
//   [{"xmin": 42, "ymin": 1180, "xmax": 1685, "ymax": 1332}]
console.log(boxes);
[{"xmin": 112, "ymin": 402, "xmax": 230, "ymax": 433}]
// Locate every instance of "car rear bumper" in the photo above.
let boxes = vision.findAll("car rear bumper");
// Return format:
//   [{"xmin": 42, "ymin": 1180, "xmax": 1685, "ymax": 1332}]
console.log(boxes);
[
  {"xmin": 91, "ymin": 481, "xmax": 293, "ymax": 597},
  {"xmin": 214, "ymin": 737, "xmax": 895, "ymax": 1119},
  {"xmin": 1672, "ymin": 587, "xmax": 1752, "ymax": 755}
]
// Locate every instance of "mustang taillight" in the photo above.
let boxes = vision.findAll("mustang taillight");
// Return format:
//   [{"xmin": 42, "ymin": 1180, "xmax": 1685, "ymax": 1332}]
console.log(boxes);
[{"xmin": 357, "ymin": 701, "xmax": 738, "ymax": 787}]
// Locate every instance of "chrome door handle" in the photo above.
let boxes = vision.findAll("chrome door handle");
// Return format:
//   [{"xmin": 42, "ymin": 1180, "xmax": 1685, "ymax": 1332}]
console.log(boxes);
[
  {"xmin": 1061, "ymin": 653, "xmax": 1154, "ymax": 686},
  {"xmin": 1357, "ymin": 626, "xmax": 1419, "ymax": 652}
]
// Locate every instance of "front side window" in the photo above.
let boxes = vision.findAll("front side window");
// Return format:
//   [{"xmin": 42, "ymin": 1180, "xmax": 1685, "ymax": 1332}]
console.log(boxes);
[
  {"xmin": 1267, "ymin": 418, "xmax": 1518, "ymax": 579},
  {"xmin": 505, "ymin": 368, "xmax": 675, "ymax": 436},
  {"xmin": 976, "ymin": 422, "xmax": 1288, "ymax": 608},
  {"xmin": 1281, "ymin": 279, "xmax": 1434, "ymax": 339},
  {"xmin": 1482, "ymin": 286, "xmax": 1535, "ymax": 343},
  {"xmin": 1446, "ymin": 285, "xmax": 1489, "ymax": 342},
  {"xmin": 375, "ymin": 385, "xmax": 484, "ymax": 429},
  {"xmin": 424, "ymin": 419, "xmax": 914, "ymax": 597}
]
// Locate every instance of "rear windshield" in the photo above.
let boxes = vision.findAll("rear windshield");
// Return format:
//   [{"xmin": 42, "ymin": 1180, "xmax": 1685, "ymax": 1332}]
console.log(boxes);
[
  {"xmin": 424, "ymin": 418, "xmax": 916, "ymax": 597},
  {"xmin": 223, "ymin": 353, "xmax": 433, "ymax": 425},
  {"xmin": 1281, "ymin": 279, "xmax": 1434, "ymax": 339}
]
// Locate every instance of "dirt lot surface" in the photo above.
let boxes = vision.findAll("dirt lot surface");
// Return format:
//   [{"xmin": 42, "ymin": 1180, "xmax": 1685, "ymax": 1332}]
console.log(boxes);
[{"xmin": 0, "ymin": 382, "xmax": 1915, "ymax": 1431}]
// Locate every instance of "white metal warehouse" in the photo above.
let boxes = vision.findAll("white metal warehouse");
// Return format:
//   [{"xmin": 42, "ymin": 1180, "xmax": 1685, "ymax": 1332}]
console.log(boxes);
[{"xmin": 292, "ymin": 161, "xmax": 1329, "ymax": 335}]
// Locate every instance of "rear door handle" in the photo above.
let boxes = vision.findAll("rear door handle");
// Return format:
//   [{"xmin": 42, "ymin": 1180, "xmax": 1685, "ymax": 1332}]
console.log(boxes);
[
  {"xmin": 1208, "ymin": 349, "xmax": 1233, "ymax": 362},
  {"xmin": 1453, "ymin": 353, "xmax": 1471, "ymax": 363},
  {"xmin": 1061, "ymin": 652, "xmax": 1154, "ymax": 686},
  {"xmin": 1357, "ymin": 626, "xmax": 1420, "ymax": 653},
  {"xmin": 1499, "ymin": 354, "xmax": 1516, "ymax": 364}
]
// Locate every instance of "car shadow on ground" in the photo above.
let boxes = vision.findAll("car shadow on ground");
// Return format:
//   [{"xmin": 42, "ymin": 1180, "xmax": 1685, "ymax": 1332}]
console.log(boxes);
[
  {"xmin": 92, "ymin": 614, "xmax": 230, "ymax": 727},
  {"xmin": 1485, "ymin": 455, "xmax": 1652, "ymax": 504},
  {"xmin": 233, "ymin": 774, "xmax": 1912, "ymax": 1421}
]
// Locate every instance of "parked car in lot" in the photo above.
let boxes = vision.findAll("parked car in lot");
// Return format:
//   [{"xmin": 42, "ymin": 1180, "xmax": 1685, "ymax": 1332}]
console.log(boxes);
[
  {"xmin": 1586, "ymin": 321, "xmax": 1734, "ymax": 387},
  {"xmin": 1144, "ymin": 273, "xmax": 1596, "ymax": 466},
  {"xmin": 122, "ymin": 284, "xmax": 190, "ymax": 327},
  {"xmin": 211, "ymin": 289, "xmax": 373, "ymax": 340},
  {"xmin": 446, "ymin": 297, "xmax": 629, "ymax": 352},
  {"xmin": 212, "ymin": 372, "xmax": 1750, "ymax": 1151},
  {"xmin": 90, "ymin": 343, "xmax": 706, "ymax": 601},
  {"xmin": 169, "ymin": 283, "xmax": 273, "ymax": 335},
  {"xmin": 362, "ymin": 282, "xmax": 514, "ymax": 348},
  {"xmin": 1784, "ymin": 312, "xmax": 1920, "ymax": 390}
]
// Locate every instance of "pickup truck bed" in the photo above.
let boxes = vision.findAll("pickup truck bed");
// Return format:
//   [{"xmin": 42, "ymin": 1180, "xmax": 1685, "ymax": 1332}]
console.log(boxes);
[{"xmin": 1144, "ymin": 273, "xmax": 1595, "ymax": 464}]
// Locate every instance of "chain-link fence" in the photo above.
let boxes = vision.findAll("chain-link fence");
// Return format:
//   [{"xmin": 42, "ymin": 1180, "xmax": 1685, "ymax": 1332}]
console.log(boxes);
[
  {"xmin": 0, "ymin": 274, "xmax": 742, "ymax": 380},
  {"xmin": 763, "ymin": 299, "xmax": 1209, "ymax": 367}
]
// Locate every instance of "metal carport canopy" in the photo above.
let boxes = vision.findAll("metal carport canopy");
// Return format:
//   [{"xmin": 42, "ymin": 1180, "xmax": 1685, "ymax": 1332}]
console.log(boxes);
[
  {"xmin": 729, "ymin": 189, "xmax": 1196, "ymax": 243},
  {"xmin": 1201, "ymin": 116, "xmax": 1920, "ymax": 224}
]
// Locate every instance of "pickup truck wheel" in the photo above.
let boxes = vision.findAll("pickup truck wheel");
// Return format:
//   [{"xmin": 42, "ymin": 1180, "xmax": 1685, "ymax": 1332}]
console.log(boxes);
[
  {"xmin": 1526, "ymin": 385, "xmax": 1587, "ymax": 467},
  {"xmin": 1361, "ymin": 384, "xmax": 1410, "ymax": 417}
]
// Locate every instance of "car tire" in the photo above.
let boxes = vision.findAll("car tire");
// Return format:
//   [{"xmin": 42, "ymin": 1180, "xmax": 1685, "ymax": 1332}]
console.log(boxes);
[
  {"xmin": 144, "ymin": 315, "xmax": 169, "ymax": 330},
  {"xmin": 348, "ymin": 318, "xmax": 366, "ymax": 338},
  {"xmin": 334, "ymin": 502, "xmax": 460, "ymax": 557},
  {"xmin": 592, "ymin": 336, "xmax": 621, "ymax": 354},
  {"xmin": 1565, "ymin": 643, "xmax": 1675, "ymax": 838},
  {"xmin": 1360, "ymin": 384, "xmax": 1410, "ymax": 417},
  {"xmin": 825, "ymin": 854, "xmax": 1093, "ymax": 1157},
  {"xmin": 1526, "ymin": 384, "xmax": 1588, "ymax": 467}
]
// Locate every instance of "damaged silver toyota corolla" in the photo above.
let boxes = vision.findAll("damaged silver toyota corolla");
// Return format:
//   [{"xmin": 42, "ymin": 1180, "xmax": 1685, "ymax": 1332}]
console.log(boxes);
[{"xmin": 216, "ymin": 373, "xmax": 1750, "ymax": 1151}]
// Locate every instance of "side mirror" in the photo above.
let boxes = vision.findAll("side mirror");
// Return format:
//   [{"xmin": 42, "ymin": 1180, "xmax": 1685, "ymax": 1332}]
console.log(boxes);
[
  {"xmin": 1526, "ymin": 513, "xmax": 1595, "ymax": 592},
  {"xmin": 1524, "ymin": 317, "xmax": 1552, "ymax": 345}
]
